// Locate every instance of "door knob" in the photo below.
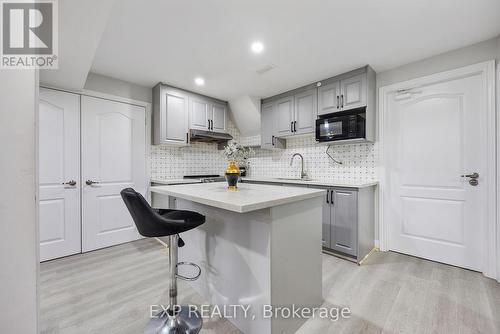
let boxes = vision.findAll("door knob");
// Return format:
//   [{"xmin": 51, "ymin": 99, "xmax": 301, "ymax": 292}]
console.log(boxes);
[
  {"xmin": 62, "ymin": 180, "xmax": 77, "ymax": 186},
  {"xmin": 86, "ymin": 180, "xmax": 100, "ymax": 186},
  {"xmin": 461, "ymin": 172, "xmax": 479, "ymax": 186}
]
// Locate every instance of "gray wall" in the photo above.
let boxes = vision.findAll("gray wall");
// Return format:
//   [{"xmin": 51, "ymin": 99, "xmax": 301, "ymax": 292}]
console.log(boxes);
[
  {"xmin": 377, "ymin": 37, "xmax": 499, "ymax": 88},
  {"xmin": 0, "ymin": 70, "xmax": 39, "ymax": 333},
  {"xmin": 84, "ymin": 72, "xmax": 152, "ymax": 103}
]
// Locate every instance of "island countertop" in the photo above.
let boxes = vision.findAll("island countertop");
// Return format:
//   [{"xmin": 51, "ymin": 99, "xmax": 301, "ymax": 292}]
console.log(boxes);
[{"xmin": 150, "ymin": 182, "xmax": 325, "ymax": 213}]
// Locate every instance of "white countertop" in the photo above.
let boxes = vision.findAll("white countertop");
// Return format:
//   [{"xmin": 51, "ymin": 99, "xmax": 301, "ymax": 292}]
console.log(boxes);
[
  {"xmin": 150, "ymin": 183, "xmax": 325, "ymax": 213},
  {"xmin": 151, "ymin": 178, "xmax": 202, "ymax": 185},
  {"xmin": 241, "ymin": 177, "xmax": 378, "ymax": 188}
]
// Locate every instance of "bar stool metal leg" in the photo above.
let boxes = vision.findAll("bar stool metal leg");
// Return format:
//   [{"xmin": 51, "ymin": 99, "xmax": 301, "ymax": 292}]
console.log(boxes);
[{"xmin": 144, "ymin": 234, "xmax": 202, "ymax": 334}]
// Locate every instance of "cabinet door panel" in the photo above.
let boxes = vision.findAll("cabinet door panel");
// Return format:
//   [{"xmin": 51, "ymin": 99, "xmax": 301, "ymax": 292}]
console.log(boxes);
[
  {"xmin": 331, "ymin": 190, "xmax": 358, "ymax": 256},
  {"xmin": 318, "ymin": 81, "xmax": 340, "ymax": 115},
  {"xmin": 275, "ymin": 96, "xmax": 294, "ymax": 136},
  {"xmin": 211, "ymin": 102, "xmax": 227, "ymax": 133},
  {"xmin": 190, "ymin": 97, "xmax": 209, "ymax": 130},
  {"xmin": 260, "ymin": 103, "xmax": 274, "ymax": 149},
  {"xmin": 164, "ymin": 90, "xmax": 189, "ymax": 143},
  {"xmin": 294, "ymin": 88, "xmax": 317, "ymax": 134},
  {"xmin": 340, "ymin": 73, "xmax": 366, "ymax": 110}
]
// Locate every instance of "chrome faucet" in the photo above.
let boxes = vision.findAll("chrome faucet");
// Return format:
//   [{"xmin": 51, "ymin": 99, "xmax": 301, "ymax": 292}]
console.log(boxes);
[{"xmin": 290, "ymin": 153, "xmax": 308, "ymax": 180}]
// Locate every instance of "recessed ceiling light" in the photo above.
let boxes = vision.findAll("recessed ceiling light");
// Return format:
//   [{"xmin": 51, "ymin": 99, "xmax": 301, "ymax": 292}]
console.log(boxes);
[
  {"xmin": 194, "ymin": 77, "xmax": 205, "ymax": 86},
  {"xmin": 251, "ymin": 41, "xmax": 264, "ymax": 54}
]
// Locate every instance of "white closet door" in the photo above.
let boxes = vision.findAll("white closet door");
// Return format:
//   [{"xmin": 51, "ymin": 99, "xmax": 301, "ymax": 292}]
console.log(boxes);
[
  {"xmin": 39, "ymin": 88, "xmax": 81, "ymax": 261},
  {"xmin": 81, "ymin": 96, "xmax": 146, "ymax": 252}
]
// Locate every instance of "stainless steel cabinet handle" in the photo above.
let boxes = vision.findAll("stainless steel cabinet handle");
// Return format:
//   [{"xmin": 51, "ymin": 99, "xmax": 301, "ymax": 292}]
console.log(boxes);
[
  {"xmin": 330, "ymin": 189, "xmax": 334, "ymax": 205},
  {"xmin": 336, "ymin": 96, "xmax": 340, "ymax": 109},
  {"xmin": 86, "ymin": 180, "xmax": 100, "ymax": 186},
  {"xmin": 62, "ymin": 180, "xmax": 77, "ymax": 186},
  {"xmin": 290, "ymin": 122, "xmax": 293, "ymax": 132},
  {"xmin": 294, "ymin": 121, "xmax": 297, "ymax": 132},
  {"xmin": 340, "ymin": 94, "xmax": 344, "ymax": 108},
  {"xmin": 272, "ymin": 135, "xmax": 275, "ymax": 146},
  {"xmin": 326, "ymin": 189, "xmax": 330, "ymax": 204}
]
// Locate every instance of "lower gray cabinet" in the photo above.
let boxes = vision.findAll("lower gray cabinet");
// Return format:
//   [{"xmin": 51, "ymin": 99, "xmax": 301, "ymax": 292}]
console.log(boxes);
[
  {"xmin": 315, "ymin": 187, "xmax": 357, "ymax": 254},
  {"xmin": 241, "ymin": 179, "xmax": 375, "ymax": 263},
  {"xmin": 330, "ymin": 189, "xmax": 357, "ymax": 256},
  {"xmin": 310, "ymin": 186, "xmax": 375, "ymax": 263}
]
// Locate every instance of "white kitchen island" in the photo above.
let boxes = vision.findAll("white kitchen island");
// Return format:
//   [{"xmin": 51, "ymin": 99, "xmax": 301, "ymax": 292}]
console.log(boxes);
[{"xmin": 150, "ymin": 182, "xmax": 325, "ymax": 334}]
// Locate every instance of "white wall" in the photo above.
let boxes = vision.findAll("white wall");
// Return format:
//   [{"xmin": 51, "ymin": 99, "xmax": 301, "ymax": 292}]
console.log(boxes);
[
  {"xmin": 377, "ymin": 37, "xmax": 499, "ymax": 88},
  {"xmin": 0, "ymin": 70, "xmax": 39, "ymax": 333},
  {"xmin": 83, "ymin": 72, "xmax": 152, "ymax": 102}
]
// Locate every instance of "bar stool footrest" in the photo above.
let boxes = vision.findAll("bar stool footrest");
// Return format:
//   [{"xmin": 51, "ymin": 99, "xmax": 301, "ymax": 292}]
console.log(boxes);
[{"xmin": 176, "ymin": 262, "xmax": 201, "ymax": 281}]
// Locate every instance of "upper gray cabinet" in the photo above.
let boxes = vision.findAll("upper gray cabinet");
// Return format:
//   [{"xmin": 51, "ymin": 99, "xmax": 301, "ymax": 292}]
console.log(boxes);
[
  {"xmin": 340, "ymin": 73, "xmax": 367, "ymax": 110},
  {"xmin": 189, "ymin": 96, "xmax": 209, "ymax": 131},
  {"xmin": 318, "ymin": 72, "xmax": 368, "ymax": 115},
  {"xmin": 294, "ymin": 88, "xmax": 317, "ymax": 134},
  {"xmin": 261, "ymin": 102, "xmax": 285, "ymax": 150},
  {"xmin": 318, "ymin": 81, "xmax": 340, "ymax": 115},
  {"xmin": 275, "ymin": 96, "xmax": 294, "ymax": 136},
  {"xmin": 153, "ymin": 83, "xmax": 229, "ymax": 145},
  {"xmin": 263, "ymin": 88, "xmax": 317, "ymax": 142},
  {"xmin": 153, "ymin": 84, "xmax": 189, "ymax": 145},
  {"xmin": 210, "ymin": 102, "xmax": 227, "ymax": 133},
  {"xmin": 190, "ymin": 97, "xmax": 227, "ymax": 133}
]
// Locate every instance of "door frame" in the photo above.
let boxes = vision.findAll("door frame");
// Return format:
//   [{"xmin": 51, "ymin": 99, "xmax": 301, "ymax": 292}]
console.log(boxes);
[{"xmin": 378, "ymin": 60, "xmax": 497, "ymax": 280}]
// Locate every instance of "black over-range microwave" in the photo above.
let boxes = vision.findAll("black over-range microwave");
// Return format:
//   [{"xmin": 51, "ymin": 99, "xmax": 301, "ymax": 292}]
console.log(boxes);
[{"xmin": 315, "ymin": 110, "xmax": 366, "ymax": 142}]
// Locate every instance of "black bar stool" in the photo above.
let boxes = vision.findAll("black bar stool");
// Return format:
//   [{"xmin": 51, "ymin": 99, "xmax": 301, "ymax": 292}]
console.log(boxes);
[{"xmin": 120, "ymin": 188, "xmax": 206, "ymax": 334}]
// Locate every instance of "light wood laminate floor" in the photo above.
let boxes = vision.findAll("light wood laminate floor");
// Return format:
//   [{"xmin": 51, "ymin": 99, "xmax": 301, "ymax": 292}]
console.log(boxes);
[{"xmin": 40, "ymin": 238, "xmax": 500, "ymax": 334}]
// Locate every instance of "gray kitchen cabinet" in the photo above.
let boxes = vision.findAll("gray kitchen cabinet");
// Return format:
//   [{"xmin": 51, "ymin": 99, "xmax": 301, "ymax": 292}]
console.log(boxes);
[
  {"xmin": 318, "ymin": 81, "xmax": 340, "ymax": 116},
  {"xmin": 294, "ymin": 88, "xmax": 317, "ymax": 134},
  {"xmin": 261, "ymin": 66, "xmax": 375, "ymax": 143},
  {"xmin": 211, "ymin": 102, "xmax": 227, "ymax": 132},
  {"xmin": 260, "ymin": 103, "xmax": 285, "ymax": 150},
  {"xmin": 153, "ymin": 84, "xmax": 189, "ymax": 145},
  {"xmin": 317, "ymin": 68, "xmax": 373, "ymax": 115},
  {"xmin": 321, "ymin": 188, "xmax": 331, "ymax": 248},
  {"xmin": 190, "ymin": 97, "xmax": 227, "ymax": 133},
  {"xmin": 242, "ymin": 180, "xmax": 375, "ymax": 262},
  {"xmin": 311, "ymin": 186, "xmax": 374, "ymax": 262},
  {"xmin": 330, "ymin": 189, "xmax": 358, "ymax": 256},
  {"xmin": 340, "ymin": 73, "xmax": 367, "ymax": 110},
  {"xmin": 275, "ymin": 96, "xmax": 294, "ymax": 136},
  {"xmin": 189, "ymin": 96, "xmax": 209, "ymax": 131}
]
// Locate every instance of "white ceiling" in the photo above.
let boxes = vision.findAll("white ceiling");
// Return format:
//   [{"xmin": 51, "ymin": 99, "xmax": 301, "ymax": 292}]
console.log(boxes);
[
  {"xmin": 91, "ymin": 0, "xmax": 499, "ymax": 100},
  {"xmin": 40, "ymin": 0, "xmax": 116, "ymax": 90}
]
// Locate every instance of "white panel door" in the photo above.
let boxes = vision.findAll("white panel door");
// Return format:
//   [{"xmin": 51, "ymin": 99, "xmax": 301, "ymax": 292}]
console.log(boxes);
[
  {"xmin": 386, "ymin": 74, "xmax": 486, "ymax": 271},
  {"xmin": 81, "ymin": 96, "xmax": 146, "ymax": 252},
  {"xmin": 39, "ymin": 88, "xmax": 81, "ymax": 261}
]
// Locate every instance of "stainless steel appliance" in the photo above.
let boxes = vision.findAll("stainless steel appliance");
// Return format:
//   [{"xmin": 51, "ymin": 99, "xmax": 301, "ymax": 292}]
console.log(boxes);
[
  {"xmin": 316, "ymin": 112, "xmax": 365, "ymax": 142},
  {"xmin": 183, "ymin": 174, "xmax": 226, "ymax": 183}
]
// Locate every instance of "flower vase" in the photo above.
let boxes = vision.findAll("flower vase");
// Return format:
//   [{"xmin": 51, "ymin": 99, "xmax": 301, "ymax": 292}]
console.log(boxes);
[{"xmin": 225, "ymin": 160, "xmax": 240, "ymax": 190}]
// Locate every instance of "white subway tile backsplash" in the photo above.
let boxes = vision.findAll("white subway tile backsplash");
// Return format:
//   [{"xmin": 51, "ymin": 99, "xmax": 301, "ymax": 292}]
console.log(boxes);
[{"xmin": 151, "ymin": 119, "xmax": 378, "ymax": 182}]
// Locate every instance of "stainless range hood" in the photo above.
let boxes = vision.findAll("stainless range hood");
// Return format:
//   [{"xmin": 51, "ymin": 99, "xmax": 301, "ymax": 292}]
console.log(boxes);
[{"xmin": 189, "ymin": 129, "xmax": 233, "ymax": 149}]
